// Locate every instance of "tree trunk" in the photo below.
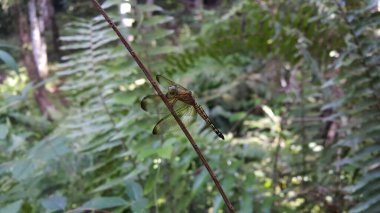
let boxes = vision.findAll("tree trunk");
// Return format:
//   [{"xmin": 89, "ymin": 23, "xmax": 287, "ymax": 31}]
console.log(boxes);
[
  {"xmin": 28, "ymin": 0, "xmax": 49, "ymax": 78},
  {"xmin": 39, "ymin": 0, "xmax": 61, "ymax": 60},
  {"xmin": 18, "ymin": 5, "xmax": 55, "ymax": 118},
  {"xmin": 37, "ymin": 0, "xmax": 69, "ymax": 107}
]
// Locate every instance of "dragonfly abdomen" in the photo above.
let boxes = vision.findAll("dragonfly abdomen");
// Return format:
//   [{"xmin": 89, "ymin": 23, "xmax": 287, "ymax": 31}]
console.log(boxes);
[{"xmin": 195, "ymin": 104, "xmax": 225, "ymax": 140}]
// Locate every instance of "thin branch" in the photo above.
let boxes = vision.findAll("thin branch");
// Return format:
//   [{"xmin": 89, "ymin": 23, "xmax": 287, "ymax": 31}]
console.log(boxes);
[{"xmin": 90, "ymin": 1, "xmax": 235, "ymax": 212}]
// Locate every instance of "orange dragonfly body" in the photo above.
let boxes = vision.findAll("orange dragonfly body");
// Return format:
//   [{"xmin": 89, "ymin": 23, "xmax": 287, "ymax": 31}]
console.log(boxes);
[{"xmin": 141, "ymin": 75, "xmax": 225, "ymax": 140}]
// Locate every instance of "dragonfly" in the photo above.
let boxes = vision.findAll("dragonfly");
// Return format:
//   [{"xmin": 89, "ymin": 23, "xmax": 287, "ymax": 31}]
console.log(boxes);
[{"xmin": 141, "ymin": 75, "xmax": 225, "ymax": 140}]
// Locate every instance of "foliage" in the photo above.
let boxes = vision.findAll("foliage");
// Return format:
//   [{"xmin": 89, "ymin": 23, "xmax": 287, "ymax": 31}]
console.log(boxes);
[
  {"xmin": 326, "ymin": 1, "xmax": 380, "ymax": 212},
  {"xmin": 0, "ymin": 0, "xmax": 379, "ymax": 212},
  {"xmin": 0, "ymin": 42, "xmax": 19, "ymax": 74}
]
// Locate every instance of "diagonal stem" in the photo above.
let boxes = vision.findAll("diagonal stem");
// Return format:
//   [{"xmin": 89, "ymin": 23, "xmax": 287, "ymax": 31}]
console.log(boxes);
[{"xmin": 90, "ymin": 0, "xmax": 235, "ymax": 212}]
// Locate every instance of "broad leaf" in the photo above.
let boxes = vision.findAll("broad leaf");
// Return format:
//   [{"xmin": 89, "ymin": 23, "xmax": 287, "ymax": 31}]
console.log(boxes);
[
  {"xmin": 82, "ymin": 197, "xmax": 128, "ymax": 209},
  {"xmin": 41, "ymin": 194, "xmax": 67, "ymax": 212}
]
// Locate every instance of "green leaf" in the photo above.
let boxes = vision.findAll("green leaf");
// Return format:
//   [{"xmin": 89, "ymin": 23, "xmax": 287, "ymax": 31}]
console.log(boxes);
[
  {"xmin": 125, "ymin": 181, "xmax": 148, "ymax": 212},
  {"xmin": 349, "ymin": 193, "xmax": 380, "ymax": 213},
  {"xmin": 211, "ymin": 195, "xmax": 223, "ymax": 213},
  {"xmin": 0, "ymin": 124, "xmax": 9, "ymax": 140},
  {"xmin": 321, "ymin": 98, "xmax": 345, "ymax": 111},
  {"xmin": 222, "ymin": 176, "xmax": 235, "ymax": 193},
  {"xmin": 156, "ymin": 144, "xmax": 173, "ymax": 159},
  {"xmin": 28, "ymin": 137, "xmax": 70, "ymax": 161},
  {"xmin": 41, "ymin": 194, "xmax": 67, "ymax": 211},
  {"xmin": 229, "ymin": 112, "xmax": 247, "ymax": 122},
  {"xmin": 0, "ymin": 49, "xmax": 19, "ymax": 73},
  {"xmin": 92, "ymin": 176, "xmax": 126, "ymax": 193},
  {"xmin": 191, "ymin": 169, "xmax": 208, "ymax": 194},
  {"xmin": 82, "ymin": 197, "xmax": 128, "ymax": 209},
  {"xmin": 136, "ymin": 4, "xmax": 163, "ymax": 12},
  {"xmin": 0, "ymin": 200, "xmax": 23, "ymax": 213},
  {"xmin": 113, "ymin": 93, "xmax": 137, "ymax": 106},
  {"xmin": 150, "ymin": 46, "xmax": 180, "ymax": 55},
  {"xmin": 137, "ymin": 147, "xmax": 157, "ymax": 161},
  {"xmin": 240, "ymin": 194, "xmax": 253, "ymax": 213},
  {"xmin": 0, "ymin": 42, "xmax": 19, "ymax": 49},
  {"xmin": 346, "ymin": 170, "xmax": 380, "ymax": 193},
  {"xmin": 336, "ymin": 145, "xmax": 380, "ymax": 167},
  {"xmin": 336, "ymin": 137, "xmax": 362, "ymax": 147},
  {"xmin": 143, "ymin": 174, "xmax": 156, "ymax": 195},
  {"xmin": 144, "ymin": 29, "xmax": 174, "ymax": 41},
  {"xmin": 353, "ymin": 0, "xmax": 379, "ymax": 13},
  {"xmin": 10, "ymin": 159, "xmax": 35, "ymax": 181},
  {"xmin": 93, "ymin": 167, "xmax": 145, "ymax": 193},
  {"xmin": 131, "ymin": 198, "xmax": 148, "ymax": 213},
  {"xmin": 125, "ymin": 181, "xmax": 143, "ymax": 200},
  {"xmin": 321, "ymin": 78, "xmax": 336, "ymax": 89},
  {"xmin": 144, "ymin": 16, "xmax": 174, "ymax": 27},
  {"xmin": 101, "ymin": 0, "xmax": 120, "ymax": 9}
]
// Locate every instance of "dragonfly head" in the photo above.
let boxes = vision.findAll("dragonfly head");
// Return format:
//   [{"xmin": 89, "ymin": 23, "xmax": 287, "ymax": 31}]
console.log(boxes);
[{"xmin": 167, "ymin": 85, "xmax": 178, "ymax": 97}]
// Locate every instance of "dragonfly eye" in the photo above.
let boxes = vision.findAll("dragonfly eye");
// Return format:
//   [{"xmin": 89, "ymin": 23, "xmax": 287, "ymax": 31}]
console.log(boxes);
[{"xmin": 168, "ymin": 85, "xmax": 177, "ymax": 95}]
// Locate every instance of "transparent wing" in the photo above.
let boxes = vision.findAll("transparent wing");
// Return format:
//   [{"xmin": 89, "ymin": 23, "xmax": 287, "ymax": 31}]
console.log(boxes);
[
  {"xmin": 141, "ymin": 95, "xmax": 169, "ymax": 114},
  {"xmin": 156, "ymin": 75, "xmax": 188, "ymax": 90},
  {"xmin": 141, "ymin": 95, "xmax": 188, "ymax": 114},
  {"xmin": 152, "ymin": 104, "xmax": 197, "ymax": 135}
]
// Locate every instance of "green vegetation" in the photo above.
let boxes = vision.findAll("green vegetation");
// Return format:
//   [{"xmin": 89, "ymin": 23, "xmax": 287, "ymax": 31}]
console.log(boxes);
[{"xmin": 0, "ymin": 0, "xmax": 379, "ymax": 212}]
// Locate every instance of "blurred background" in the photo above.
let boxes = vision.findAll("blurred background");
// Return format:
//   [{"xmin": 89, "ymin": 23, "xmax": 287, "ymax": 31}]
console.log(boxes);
[{"xmin": 0, "ymin": 0, "xmax": 379, "ymax": 212}]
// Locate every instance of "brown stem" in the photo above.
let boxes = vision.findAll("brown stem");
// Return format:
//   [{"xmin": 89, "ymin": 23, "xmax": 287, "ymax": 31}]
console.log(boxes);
[{"xmin": 90, "ymin": 0, "xmax": 235, "ymax": 212}]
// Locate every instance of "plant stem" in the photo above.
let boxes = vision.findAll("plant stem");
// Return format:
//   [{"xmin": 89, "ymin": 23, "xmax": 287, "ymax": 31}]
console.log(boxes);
[{"xmin": 90, "ymin": 1, "xmax": 235, "ymax": 212}]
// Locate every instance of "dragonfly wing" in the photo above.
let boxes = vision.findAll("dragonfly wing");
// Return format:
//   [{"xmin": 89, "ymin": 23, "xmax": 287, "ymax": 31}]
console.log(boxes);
[
  {"xmin": 156, "ymin": 75, "xmax": 188, "ymax": 90},
  {"xmin": 141, "ymin": 95, "xmax": 168, "ymax": 114},
  {"xmin": 141, "ymin": 95, "xmax": 189, "ymax": 114},
  {"xmin": 152, "ymin": 104, "xmax": 197, "ymax": 135}
]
